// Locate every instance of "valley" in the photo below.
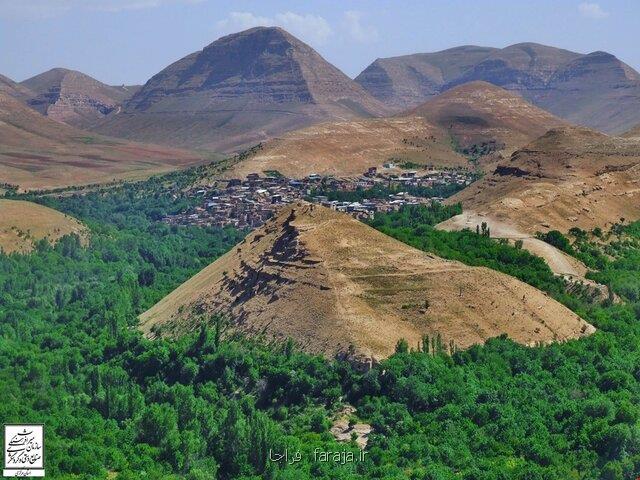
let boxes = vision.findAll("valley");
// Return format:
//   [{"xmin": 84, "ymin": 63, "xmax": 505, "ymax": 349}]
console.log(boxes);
[
  {"xmin": 2, "ymin": 13, "xmax": 640, "ymax": 480},
  {"xmin": 0, "ymin": 91, "xmax": 207, "ymax": 190},
  {"xmin": 162, "ymin": 166, "xmax": 474, "ymax": 229}
]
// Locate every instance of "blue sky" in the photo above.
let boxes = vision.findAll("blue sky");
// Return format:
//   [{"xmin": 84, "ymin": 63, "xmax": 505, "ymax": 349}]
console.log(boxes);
[{"xmin": 0, "ymin": 0, "xmax": 636, "ymax": 85}]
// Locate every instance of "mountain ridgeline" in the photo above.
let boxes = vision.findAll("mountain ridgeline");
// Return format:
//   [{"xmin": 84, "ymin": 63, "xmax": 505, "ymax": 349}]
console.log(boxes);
[
  {"xmin": 21, "ymin": 68, "xmax": 138, "ymax": 128},
  {"xmin": 9, "ymin": 30, "xmax": 640, "ymax": 154},
  {"xmin": 356, "ymin": 42, "xmax": 640, "ymax": 133}
]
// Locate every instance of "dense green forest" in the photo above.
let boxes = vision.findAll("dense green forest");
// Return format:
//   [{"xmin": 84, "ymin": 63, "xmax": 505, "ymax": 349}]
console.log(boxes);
[{"xmin": 1, "ymin": 186, "xmax": 640, "ymax": 478}]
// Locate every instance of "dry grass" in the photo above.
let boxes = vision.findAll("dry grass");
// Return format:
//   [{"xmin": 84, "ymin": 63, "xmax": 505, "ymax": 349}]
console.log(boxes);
[
  {"xmin": 409, "ymin": 81, "xmax": 567, "ymax": 156},
  {"xmin": 140, "ymin": 203, "xmax": 593, "ymax": 361},
  {"xmin": 225, "ymin": 116, "xmax": 470, "ymax": 179},
  {"xmin": 225, "ymin": 82, "xmax": 566, "ymax": 180},
  {"xmin": 0, "ymin": 92, "xmax": 206, "ymax": 191},
  {"xmin": 0, "ymin": 199, "xmax": 87, "ymax": 253}
]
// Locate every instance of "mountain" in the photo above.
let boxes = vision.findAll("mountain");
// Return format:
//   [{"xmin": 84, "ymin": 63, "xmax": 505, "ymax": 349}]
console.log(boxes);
[
  {"xmin": 224, "ymin": 116, "xmax": 469, "ymax": 179},
  {"xmin": 0, "ymin": 91, "xmax": 204, "ymax": 190},
  {"xmin": 110, "ymin": 84, "xmax": 142, "ymax": 99},
  {"xmin": 225, "ymin": 81, "xmax": 563, "ymax": 179},
  {"xmin": 354, "ymin": 46, "xmax": 498, "ymax": 111},
  {"xmin": 447, "ymin": 126, "xmax": 640, "ymax": 235},
  {"xmin": 140, "ymin": 202, "xmax": 594, "ymax": 361},
  {"xmin": 0, "ymin": 199, "xmax": 87, "ymax": 254},
  {"xmin": 93, "ymin": 27, "xmax": 390, "ymax": 152},
  {"xmin": 20, "ymin": 68, "xmax": 132, "ymax": 128},
  {"xmin": 528, "ymin": 52, "xmax": 640, "ymax": 134},
  {"xmin": 407, "ymin": 81, "xmax": 567, "ymax": 156},
  {"xmin": 445, "ymin": 43, "xmax": 581, "ymax": 92},
  {"xmin": 357, "ymin": 43, "xmax": 640, "ymax": 134},
  {"xmin": 0, "ymin": 73, "xmax": 34, "ymax": 102}
]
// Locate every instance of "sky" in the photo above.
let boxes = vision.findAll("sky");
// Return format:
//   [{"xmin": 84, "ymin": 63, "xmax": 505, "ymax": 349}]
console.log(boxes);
[{"xmin": 0, "ymin": 0, "xmax": 637, "ymax": 85}]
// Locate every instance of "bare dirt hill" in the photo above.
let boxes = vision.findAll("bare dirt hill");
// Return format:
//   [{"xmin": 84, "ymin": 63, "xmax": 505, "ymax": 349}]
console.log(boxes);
[
  {"xmin": 407, "ymin": 81, "xmax": 567, "ymax": 156},
  {"xmin": 140, "ymin": 202, "xmax": 594, "ymax": 361},
  {"xmin": 225, "ymin": 82, "xmax": 563, "ymax": 179},
  {"xmin": 94, "ymin": 27, "xmax": 389, "ymax": 153},
  {"xmin": 21, "ymin": 68, "xmax": 131, "ymax": 128},
  {"xmin": 0, "ymin": 91, "xmax": 205, "ymax": 190},
  {"xmin": 447, "ymin": 126, "xmax": 640, "ymax": 235},
  {"xmin": 0, "ymin": 199, "xmax": 87, "ymax": 254},
  {"xmin": 224, "ymin": 116, "xmax": 469, "ymax": 179}
]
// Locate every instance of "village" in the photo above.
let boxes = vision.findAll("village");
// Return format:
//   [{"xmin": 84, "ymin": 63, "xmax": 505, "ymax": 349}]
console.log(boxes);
[{"xmin": 163, "ymin": 164, "xmax": 477, "ymax": 229}]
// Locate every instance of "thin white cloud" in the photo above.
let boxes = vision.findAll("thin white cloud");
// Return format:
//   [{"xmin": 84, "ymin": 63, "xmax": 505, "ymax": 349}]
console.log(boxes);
[
  {"xmin": 215, "ymin": 11, "xmax": 333, "ymax": 46},
  {"xmin": 215, "ymin": 11, "xmax": 272, "ymax": 32},
  {"xmin": 578, "ymin": 2, "xmax": 609, "ymax": 19},
  {"xmin": 0, "ymin": 0, "xmax": 202, "ymax": 18},
  {"xmin": 343, "ymin": 11, "xmax": 378, "ymax": 43}
]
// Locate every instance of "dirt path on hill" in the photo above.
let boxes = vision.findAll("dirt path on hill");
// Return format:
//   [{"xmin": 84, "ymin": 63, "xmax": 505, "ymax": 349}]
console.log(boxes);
[{"xmin": 436, "ymin": 211, "xmax": 588, "ymax": 278}]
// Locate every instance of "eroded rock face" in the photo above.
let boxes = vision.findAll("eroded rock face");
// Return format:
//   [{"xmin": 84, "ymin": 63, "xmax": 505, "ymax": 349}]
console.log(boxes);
[
  {"xmin": 447, "ymin": 43, "xmax": 581, "ymax": 92},
  {"xmin": 22, "ymin": 68, "xmax": 131, "ymax": 128},
  {"xmin": 448, "ymin": 126, "xmax": 640, "ymax": 235}
]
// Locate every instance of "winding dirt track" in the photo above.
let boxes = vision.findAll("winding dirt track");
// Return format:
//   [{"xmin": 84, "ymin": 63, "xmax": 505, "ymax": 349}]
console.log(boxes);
[{"xmin": 436, "ymin": 211, "xmax": 588, "ymax": 278}]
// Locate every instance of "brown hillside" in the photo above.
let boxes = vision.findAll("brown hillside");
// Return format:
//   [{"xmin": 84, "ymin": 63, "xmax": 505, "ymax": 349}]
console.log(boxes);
[
  {"xmin": 527, "ymin": 52, "xmax": 640, "ymax": 135},
  {"xmin": 358, "ymin": 42, "xmax": 640, "ymax": 134},
  {"xmin": 225, "ymin": 116, "xmax": 469, "ymax": 179},
  {"xmin": 408, "ymin": 81, "xmax": 567, "ymax": 156},
  {"xmin": 0, "ymin": 74, "xmax": 34, "ymax": 102},
  {"xmin": 0, "ymin": 91, "xmax": 205, "ymax": 190},
  {"xmin": 227, "ymin": 81, "xmax": 565, "ymax": 179},
  {"xmin": 448, "ymin": 126, "xmax": 640, "ymax": 234},
  {"xmin": 22, "ymin": 68, "xmax": 131, "ymax": 128},
  {"xmin": 354, "ymin": 46, "xmax": 497, "ymax": 111},
  {"xmin": 93, "ymin": 27, "xmax": 389, "ymax": 152},
  {"xmin": 623, "ymin": 124, "xmax": 640, "ymax": 138},
  {"xmin": 140, "ymin": 203, "xmax": 594, "ymax": 361},
  {"xmin": 0, "ymin": 199, "xmax": 87, "ymax": 254}
]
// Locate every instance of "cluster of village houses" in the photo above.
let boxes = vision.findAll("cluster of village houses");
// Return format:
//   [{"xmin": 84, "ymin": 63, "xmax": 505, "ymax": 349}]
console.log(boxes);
[{"xmin": 164, "ymin": 165, "xmax": 475, "ymax": 229}]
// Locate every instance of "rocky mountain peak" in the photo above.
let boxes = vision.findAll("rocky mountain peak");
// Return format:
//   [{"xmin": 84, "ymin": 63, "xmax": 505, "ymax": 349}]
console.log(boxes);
[
  {"xmin": 96, "ymin": 27, "xmax": 387, "ymax": 151},
  {"xmin": 21, "ymin": 68, "xmax": 131, "ymax": 127}
]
